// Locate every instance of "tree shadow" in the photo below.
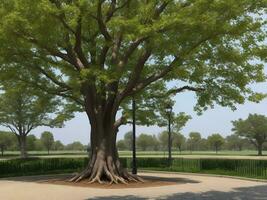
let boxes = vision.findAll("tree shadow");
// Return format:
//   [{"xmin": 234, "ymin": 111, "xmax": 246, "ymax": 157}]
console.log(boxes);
[
  {"xmin": 141, "ymin": 175, "xmax": 199, "ymax": 184},
  {"xmin": 89, "ymin": 185, "xmax": 267, "ymax": 200}
]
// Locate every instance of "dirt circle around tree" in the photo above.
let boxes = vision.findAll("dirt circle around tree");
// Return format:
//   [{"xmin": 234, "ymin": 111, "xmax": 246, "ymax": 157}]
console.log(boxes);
[{"xmin": 39, "ymin": 174, "xmax": 185, "ymax": 189}]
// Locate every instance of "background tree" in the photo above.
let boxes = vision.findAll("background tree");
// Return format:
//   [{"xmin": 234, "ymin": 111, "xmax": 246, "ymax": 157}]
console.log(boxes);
[
  {"xmin": 0, "ymin": 131, "xmax": 12, "ymax": 156},
  {"xmin": 26, "ymin": 135, "xmax": 37, "ymax": 151},
  {"xmin": 198, "ymin": 138, "xmax": 209, "ymax": 151},
  {"xmin": 232, "ymin": 114, "xmax": 267, "ymax": 156},
  {"xmin": 207, "ymin": 134, "xmax": 225, "ymax": 154},
  {"xmin": 0, "ymin": 0, "xmax": 266, "ymax": 183},
  {"xmin": 225, "ymin": 134, "xmax": 245, "ymax": 151},
  {"xmin": 172, "ymin": 132, "xmax": 186, "ymax": 154},
  {"xmin": 137, "ymin": 134, "xmax": 156, "ymax": 151},
  {"xmin": 116, "ymin": 140, "xmax": 127, "ymax": 151},
  {"xmin": 158, "ymin": 131, "xmax": 169, "ymax": 152},
  {"xmin": 53, "ymin": 140, "xmax": 65, "ymax": 151},
  {"xmin": 65, "ymin": 141, "xmax": 85, "ymax": 151},
  {"xmin": 34, "ymin": 139, "xmax": 45, "ymax": 151},
  {"xmin": 40, "ymin": 131, "xmax": 54, "ymax": 155},
  {"xmin": 0, "ymin": 84, "xmax": 63, "ymax": 158},
  {"xmin": 188, "ymin": 132, "xmax": 202, "ymax": 152},
  {"xmin": 123, "ymin": 131, "xmax": 133, "ymax": 151}
]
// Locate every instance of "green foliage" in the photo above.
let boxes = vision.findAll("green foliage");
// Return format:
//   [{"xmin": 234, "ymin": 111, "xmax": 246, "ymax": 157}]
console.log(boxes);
[
  {"xmin": 40, "ymin": 131, "xmax": 54, "ymax": 154},
  {"xmin": 123, "ymin": 131, "xmax": 133, "ymax": 151},
  {"xmin": 0, "ymin": 158, "xmax": 89, "ymax": 178},
  {"xmin": 65, "ymin": 141, "xmax": 85, "ymax": 151},
  {"xmin": 225, "ymin": 134, "xmax": 246, "ymax": 151},
  {"xmin": 188, "ymin": 132, "xmax": 202, "ymax": 151},
  {"xmin": 0, "ymin": 0, "xmax": 265, "ymax": 129},
  {"xmin": 207, "ymin": 134, "xmax": 225, "ymax": 153},
  {"xmin": 0, "ymin": 131, "xmax": 13, "ymax": 156},
  {"xmin": 158, "ymin": 131, "xmax": 169, "ymax": 151},
  {"xmin": 116, "ymin": 140, "xmax": 127, "ymax": 151},
  {"xmin": 26, "ymin": 135, "xmax": 37, "ymax": 151},
  {"xmin": 232, "ymin": 114, "xmax": 267, "ymax": 155},
  {"xmin": 0, "ymin": 84, "xmax": 63, "ymax": 134},
  {"xmin": 53, "ymin": 140, "xmax": 65, "ymax": 151},
  {"xmin": 137, "ymin": 133, "xmax": 158, "ymax": 151},
  {"xmin": 172, "ymin": 132, "xmax": 186, "ymax": 152}
]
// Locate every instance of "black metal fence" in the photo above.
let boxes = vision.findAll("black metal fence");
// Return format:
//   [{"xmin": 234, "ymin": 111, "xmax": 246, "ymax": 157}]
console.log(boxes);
[{"xmin": 0, "ymin": 157, "xmax": 267, "ymax": 179}]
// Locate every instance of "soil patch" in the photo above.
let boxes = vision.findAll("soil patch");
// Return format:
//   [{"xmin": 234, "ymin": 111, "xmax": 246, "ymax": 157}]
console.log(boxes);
[{"xmin": 38, "ymin": 174, "xmax": 196, "ymax": 189}]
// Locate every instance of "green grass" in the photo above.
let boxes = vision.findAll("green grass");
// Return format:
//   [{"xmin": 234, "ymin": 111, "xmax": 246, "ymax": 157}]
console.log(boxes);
[{"xmin": 1, "ymin": 150, "xmax": 267, "ymax": 161}]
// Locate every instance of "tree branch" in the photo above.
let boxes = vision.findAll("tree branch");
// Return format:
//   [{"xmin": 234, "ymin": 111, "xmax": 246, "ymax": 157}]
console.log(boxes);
[{"xmin": 97, "ymin": 0, "xmax": 112, "ymax": 41}]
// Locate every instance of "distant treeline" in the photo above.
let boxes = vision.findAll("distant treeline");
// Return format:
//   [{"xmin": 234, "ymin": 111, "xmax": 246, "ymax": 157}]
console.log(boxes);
[
  {"xmin": 117, "ymin": 131, "xmax": 265, "ymax": 153},
  {"xmin": 0, "ymin": 131, "xmax": 86, "ymax": 156}
]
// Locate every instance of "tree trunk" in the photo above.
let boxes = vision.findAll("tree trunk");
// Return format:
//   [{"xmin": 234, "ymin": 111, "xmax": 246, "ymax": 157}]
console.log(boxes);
[
  {"xmin": 17, "ymin": 135, "xmax": 27, "ymax": 158},
  {"xmin": 258, "ymin": 143, "xmax": 263, "ymax": 156},
  {"xmin": 0, "ymin": 146, "xmax": 3, "ymax": 156},
  {"xmin": 70, "ymin": 112, "xmax": 143, "ymax": 184}
]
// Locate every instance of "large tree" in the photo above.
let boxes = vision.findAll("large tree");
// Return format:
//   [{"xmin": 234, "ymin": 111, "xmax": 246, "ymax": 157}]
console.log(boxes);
[
  {"xmin": 0, "ymin": 84, "xmax": 63, "ymax": 158},
  {"xmin": 232, "ymin": 114, "xmax": 267, "ymax": 156},
  {"xmin": 0, "ymin": 1, "xmax": 266, "ymax": 183}
]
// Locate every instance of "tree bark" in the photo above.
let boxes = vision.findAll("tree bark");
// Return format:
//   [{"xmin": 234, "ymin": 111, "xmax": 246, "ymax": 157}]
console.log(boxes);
[
  {"xmin": 17, "ymin": 135, "xmax": 28, "ymax": 159},
  {"xmin": 70, "ymin": 105, "xmax": 143, "ymax": 184},
  {"xmin": 0, "ymin": 146, "xmax": 3, "ymax": 156},
  {"xmin": 258, "ymin": 143, "xmax": 263, "ymax": 156}
]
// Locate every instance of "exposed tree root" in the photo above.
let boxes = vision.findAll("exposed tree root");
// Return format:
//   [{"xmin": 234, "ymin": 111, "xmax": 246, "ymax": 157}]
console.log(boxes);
[{"xmin": 69, "ymin": 155, "xmax": 145, "ymax": 184}]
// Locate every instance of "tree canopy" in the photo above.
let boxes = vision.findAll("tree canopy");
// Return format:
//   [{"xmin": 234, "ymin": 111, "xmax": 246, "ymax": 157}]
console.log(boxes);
[{"xmin": 232, "ymin": 114, "xmax": 267, "ymax": 156}]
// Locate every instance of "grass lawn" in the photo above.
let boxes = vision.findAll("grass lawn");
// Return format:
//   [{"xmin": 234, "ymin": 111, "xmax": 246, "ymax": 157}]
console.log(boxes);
[{"xmin": 1, "ymin": 150, "xmax": 267, "ymax": 160}]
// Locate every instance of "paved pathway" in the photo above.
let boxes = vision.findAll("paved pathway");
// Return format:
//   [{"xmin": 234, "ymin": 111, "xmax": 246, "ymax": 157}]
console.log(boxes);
[{"xmin": 0, "ymin": 172, "xmax": 267, "ymax": 200}]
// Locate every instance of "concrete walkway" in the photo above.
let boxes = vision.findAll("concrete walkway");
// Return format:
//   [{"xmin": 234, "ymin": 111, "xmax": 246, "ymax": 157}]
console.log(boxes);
[{"xmin": 0, "ymin": 172, "xmax": 267, "ymax": 200}]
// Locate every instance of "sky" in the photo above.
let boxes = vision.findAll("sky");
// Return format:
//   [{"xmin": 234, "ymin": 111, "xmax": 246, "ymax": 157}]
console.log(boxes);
[{"xmin": 12, "ymin": 75, "xmax": 265, "ymax": 145}]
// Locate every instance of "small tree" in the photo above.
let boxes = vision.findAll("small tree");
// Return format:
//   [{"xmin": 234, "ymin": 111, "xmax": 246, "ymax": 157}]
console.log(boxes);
[
  {"xmin": 123, "ymin": 132, "xmax": 133, "ymax": 151},
  {"xmin": 188, "ymin": 132, "xmax": 201, "ymax": 153},
  {"xmin": 208, "ymin": 134, "xmax": 225, "ymax": 153},
  {"xmin": 53, "ymin": 140, "xmax": 65, "ymax": 151},
  {"xmin": 0, "ymin": 131, "xmax": 12, "ymax": 156},
  {"xmin": 225, "ymin": 134, "xmax": 244, "ymax": 151},
  {"xmin": 116, "ymin": 140, "xmax": 127, "ymax": 151},
  {"xmin": 27, "ymin": 135, "xmax": 37, "ymax": 151},
  {"xmin": 137, "ymin": 134, "xmax": 154, "ymax": 151},
  {"xmin": 232, "ymin": 114, "xmax": 267, "ymax": 156},
  {"xmin": 158, "ymin": 131, "xmax": 168, "ymax": 152},
  {"xmin": 172, "ymin": 133, "xmax": 186, "ymax": 154},
  {"xmin": 41, "ymin": 131, "xmax": 54, "ymax": 155},
  {"xmin": 0, "ymin": 84, "xmax": 63, "ymax": 158},
  {"xmin": 65, "ymin": 141, "xmax": 84, "ymax": 151}
]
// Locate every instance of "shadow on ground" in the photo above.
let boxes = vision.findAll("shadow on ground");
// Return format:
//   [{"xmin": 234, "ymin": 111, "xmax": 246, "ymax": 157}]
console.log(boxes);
[{"xmin": 89, "ymin": 185, "xmax": 267, "ymax": 200}]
